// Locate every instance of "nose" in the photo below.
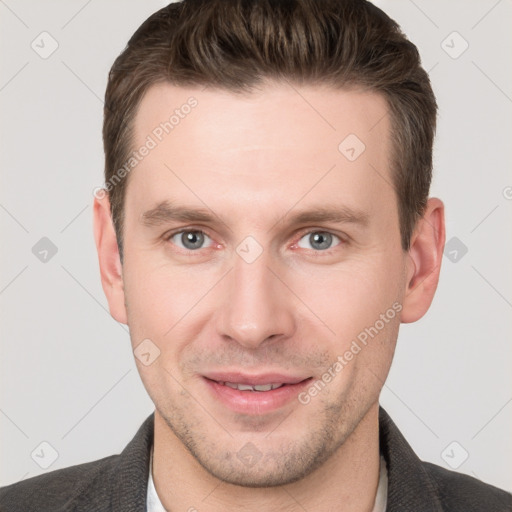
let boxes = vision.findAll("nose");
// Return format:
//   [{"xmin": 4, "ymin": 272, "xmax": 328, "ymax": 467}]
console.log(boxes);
[{"xmin": 215, "ymin": 248, "xmax": 297, "ymax": 350}]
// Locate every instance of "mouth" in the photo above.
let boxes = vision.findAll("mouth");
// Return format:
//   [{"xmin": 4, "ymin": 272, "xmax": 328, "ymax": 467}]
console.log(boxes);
[
  {"xmin": 218, "ymin": 382, "xmax": 286, "ymax": 392},
  {"xmin": 202, "ymin": 372, "xmax": 313, "ymax": 414}
]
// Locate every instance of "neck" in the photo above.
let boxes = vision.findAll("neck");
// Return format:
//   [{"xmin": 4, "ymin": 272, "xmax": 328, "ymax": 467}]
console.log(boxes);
[{"xmin": 152, "ymin": 402, "xmax": 381, "ymax": 512}]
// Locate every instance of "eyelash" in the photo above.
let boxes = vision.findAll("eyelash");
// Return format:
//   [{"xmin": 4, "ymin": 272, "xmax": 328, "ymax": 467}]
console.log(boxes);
[{"xmin": 163, "ymin": 227, "xmax": 346, "ymax": 254}]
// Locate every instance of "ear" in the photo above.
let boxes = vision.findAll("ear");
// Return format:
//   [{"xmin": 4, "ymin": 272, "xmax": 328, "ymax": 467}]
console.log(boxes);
[
  {"xmin": 401, "ymin": 197, "xmax": 446, "ymax": 324},
  {"xmin": 92, "ymin": 191, "xmax": 128, "ymax": 325}
]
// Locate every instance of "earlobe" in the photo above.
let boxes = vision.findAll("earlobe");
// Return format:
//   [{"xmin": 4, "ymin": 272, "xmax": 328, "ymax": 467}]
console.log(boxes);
[
  {"xmin": 92, "ymin": 192, "xmax": 128, "ymax": 325},
  {"xmin": 401, "ymin": 198, "xmax": 446, "ymax": 324}
]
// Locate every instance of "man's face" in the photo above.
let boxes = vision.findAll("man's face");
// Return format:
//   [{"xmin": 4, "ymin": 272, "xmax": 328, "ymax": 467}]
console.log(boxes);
[{"xmin": 119, "ymin": 82, "xmax": 408, "ymax": 486}]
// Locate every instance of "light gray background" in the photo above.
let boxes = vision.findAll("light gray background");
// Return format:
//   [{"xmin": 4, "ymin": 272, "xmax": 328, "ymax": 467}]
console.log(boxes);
[{"xmin": 1, "ymin": 0, "xmax": 511, "ymax": 493}]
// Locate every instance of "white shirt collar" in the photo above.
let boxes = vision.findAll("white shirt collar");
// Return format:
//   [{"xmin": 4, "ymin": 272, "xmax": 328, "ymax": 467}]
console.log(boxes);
[{"xmin": 147, "ymin": 446, "xmax": 168, "ymax": 512}]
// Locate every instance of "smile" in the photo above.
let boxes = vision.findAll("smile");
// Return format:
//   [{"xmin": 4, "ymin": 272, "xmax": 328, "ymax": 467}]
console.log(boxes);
[
  {"xmin": 220, "ymin": 382, "xmax": 285, "ymax": 391},
  {"xmin": 203, "ymin": 374, "xmax": 313, "ymax": 414}
]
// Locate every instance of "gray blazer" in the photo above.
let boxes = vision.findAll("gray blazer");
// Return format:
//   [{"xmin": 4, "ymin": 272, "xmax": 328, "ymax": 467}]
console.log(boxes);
[{"xmin": 1, "ymin": 408, "xmax": 510, "ymax": 511}]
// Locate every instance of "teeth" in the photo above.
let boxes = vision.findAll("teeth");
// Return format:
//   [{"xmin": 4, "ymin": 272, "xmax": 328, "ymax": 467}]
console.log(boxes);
[
  {"xmin": 235, "ymin": 383, "xmax": 255, "ymax": 391},
  {"xmin": 222, "ymin": 382, "xmax": 285, "ymax": 391},
  {"xmin": 253, "ymin": 384, "xmax": 274, "ymax": 391}
]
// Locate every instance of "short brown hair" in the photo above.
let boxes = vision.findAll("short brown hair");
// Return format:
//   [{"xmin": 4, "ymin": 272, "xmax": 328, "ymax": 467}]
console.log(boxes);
[{"xmin": 103, "ymin": 0, "xmax": 437, "ymax": 262}]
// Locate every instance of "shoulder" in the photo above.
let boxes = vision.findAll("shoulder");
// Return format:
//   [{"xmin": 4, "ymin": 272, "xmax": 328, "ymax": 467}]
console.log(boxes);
[
  {"xmin": 422, "ymin": 461, "xmax": 512, "ymax": 511},
  {"xmin": 0, "ymin": 454, "xmax": 119, "ymax": 511},
  {"xmin": 378, "ymin": 407, "xmax": 512, "ymax": 511},
  {"xmin": 0, "ymin": 413, "xmax": 154, "ymax": 512}
]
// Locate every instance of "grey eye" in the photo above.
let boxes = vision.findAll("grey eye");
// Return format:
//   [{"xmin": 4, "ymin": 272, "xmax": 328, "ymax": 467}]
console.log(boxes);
[
  {"xmin": 171, "ymin": 230, "xmax": 212, "ymax": 250},
  {"xmin": 297, "ymin": 231, "xmax": 340, "ymax": 251}
]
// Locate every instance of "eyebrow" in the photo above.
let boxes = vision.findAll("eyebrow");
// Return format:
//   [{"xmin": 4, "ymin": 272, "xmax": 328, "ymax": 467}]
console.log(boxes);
[
  {"xmin": 284, "ymin": 206, "xmax": 369, "ymax": 228},
  {"xmin": 140, "ymin": 200, "xmax": 370, "ymax": 230},
  {"xmin": 141, "ymin": 201, "xmax": 214, "ymax": 226}
]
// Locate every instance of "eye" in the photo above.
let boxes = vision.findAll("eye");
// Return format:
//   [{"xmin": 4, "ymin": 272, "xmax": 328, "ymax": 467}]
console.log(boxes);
[
  {"xmin": 168, "ymin": 230, "xmax": 213, "ymax": 251},
  {"xmin": 296, "ymin": 231, "xmax": 342, "ymax": 251}
]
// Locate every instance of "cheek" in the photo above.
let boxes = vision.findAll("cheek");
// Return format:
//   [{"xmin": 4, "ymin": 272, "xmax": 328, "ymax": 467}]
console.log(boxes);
[
  {"xmin": 293, "ymin": 257, "xmax": 403, "ymax": 337},
  {"xmin": 123, "ymin": 256, "xmax": 222, "ymax": 353},
  {"xmin": 123, "ymin": 260, "xmax": 185, "ymax": 340},
  {"xmin": 310, "ymin": 261, "xmax": 402, "ymax": 396},
  {"xmin": 123, "ymin": 263, "xmax": 201, "ymax": 400}
]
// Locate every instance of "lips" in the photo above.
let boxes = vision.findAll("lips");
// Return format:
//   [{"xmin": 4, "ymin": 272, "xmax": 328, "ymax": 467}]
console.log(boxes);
[{"xmin": 202, "ymin": 372, "xmax": 312, "ymax": 414}]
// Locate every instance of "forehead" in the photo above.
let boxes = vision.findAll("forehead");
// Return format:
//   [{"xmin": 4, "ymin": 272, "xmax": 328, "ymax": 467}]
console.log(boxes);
[
  {"xmin": 126, "ymin": 81, "xmax": 393, "ymax": 225},
  {"xmin": 133, "ymin": 81, "xmax": 389, "ymax": 153}
]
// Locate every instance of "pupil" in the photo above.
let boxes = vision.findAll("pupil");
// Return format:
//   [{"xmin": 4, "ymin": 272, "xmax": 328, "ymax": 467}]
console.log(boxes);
[
  {"xmin": 182, "ymin": 231, "xmax": 204, "ymax": 249},
  {"xmin": 311, "ymin": 232, "xmax": 332, "ymax": 250}
]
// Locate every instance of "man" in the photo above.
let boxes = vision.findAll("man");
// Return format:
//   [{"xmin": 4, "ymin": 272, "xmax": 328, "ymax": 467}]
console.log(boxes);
[{"xmin": 1, "ymin": 0, "xmax": 510, "ymax": 510}]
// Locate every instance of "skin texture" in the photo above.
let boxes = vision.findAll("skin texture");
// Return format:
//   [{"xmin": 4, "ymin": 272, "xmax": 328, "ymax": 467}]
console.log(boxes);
[{"xmin": 94, "ymin": 82, "xmax": 445, "ymax": 511}]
